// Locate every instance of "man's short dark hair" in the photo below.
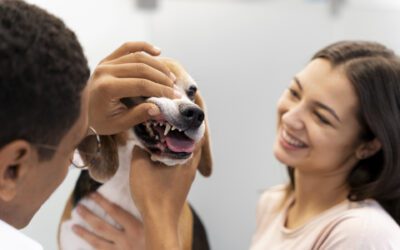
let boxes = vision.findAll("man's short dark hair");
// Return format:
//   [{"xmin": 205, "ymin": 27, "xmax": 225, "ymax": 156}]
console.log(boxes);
[{"xmin": 0, "ymin": 0, "xmax": 90, "ymax": 160}]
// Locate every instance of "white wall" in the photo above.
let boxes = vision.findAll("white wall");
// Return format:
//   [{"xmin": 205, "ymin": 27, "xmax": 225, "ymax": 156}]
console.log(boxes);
[
  {"xmin": 24, "ymin": 0, "xmax": 150, "ymax": 69},
  {"xmin": 21, "ymin": 0, "xmax": 400, "ymax": 249}
]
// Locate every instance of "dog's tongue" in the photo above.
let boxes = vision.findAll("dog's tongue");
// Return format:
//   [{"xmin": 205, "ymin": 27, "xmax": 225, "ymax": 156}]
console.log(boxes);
[
  {"xmin": 166, "ymin": 135, "xmax": 195, "ymax": 153},
  {"xmin": 152, "ymin": 126, "xmax": 195, "ymax": 153}
]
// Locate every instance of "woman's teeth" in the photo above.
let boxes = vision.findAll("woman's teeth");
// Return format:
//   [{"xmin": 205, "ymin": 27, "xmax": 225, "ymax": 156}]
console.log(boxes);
[{"xmin": 282, "ymin": 130, "xmax": 306, "ymax": 147}]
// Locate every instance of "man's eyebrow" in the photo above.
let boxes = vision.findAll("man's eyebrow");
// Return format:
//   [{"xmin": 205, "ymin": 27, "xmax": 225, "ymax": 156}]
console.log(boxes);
[
  {"xmin": 293, "ymin": 76, "xmax": 303, "ymax": 90},
  {"xmin": 314, "ymin": 101, "xmax": 341, "ymax": 122}
]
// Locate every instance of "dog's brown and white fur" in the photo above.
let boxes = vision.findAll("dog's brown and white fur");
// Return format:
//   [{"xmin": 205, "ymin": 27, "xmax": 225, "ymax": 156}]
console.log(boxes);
[{"xmin": 58, "ymin": 58, "xmax": 212, "ymax": 250}]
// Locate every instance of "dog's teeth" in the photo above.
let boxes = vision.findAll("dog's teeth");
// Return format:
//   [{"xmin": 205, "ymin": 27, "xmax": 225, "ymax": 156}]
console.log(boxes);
[
  {"xmin": 178, "ymin": 128, "xmax": 183, "ymax": 132},
  {"xmin": 155, "ymin": 135, "xmax": 159, "ymax": 140},
  {"xmin": 145, "ymin": 123, "xmax": 154, "ymax": 137},
  {"xmin": 171, "ymin": 126, "xmax": 176, "ymax": 131},
  {"xmin": 164, "ymin": 123, "xmax": 171, "ymax": 136}
]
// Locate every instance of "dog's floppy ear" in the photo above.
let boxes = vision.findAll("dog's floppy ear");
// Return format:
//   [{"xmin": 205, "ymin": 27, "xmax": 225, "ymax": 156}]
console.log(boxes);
[
  {"xmin": 195, "ymin": 92, "xmax": 213, "ymax": 177},
  {"xmin": 79, "ymin": 134, "xmax": 123, "ymax": 183}
]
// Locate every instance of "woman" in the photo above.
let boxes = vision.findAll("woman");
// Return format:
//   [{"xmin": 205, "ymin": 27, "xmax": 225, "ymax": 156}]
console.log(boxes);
[
  {"xmin": 251, "ymin": 41, "xmax": 400, "ymax": 249},
  {"xmin": 76, "ymin": 41, "xmax": 400, "ymax": 249}
]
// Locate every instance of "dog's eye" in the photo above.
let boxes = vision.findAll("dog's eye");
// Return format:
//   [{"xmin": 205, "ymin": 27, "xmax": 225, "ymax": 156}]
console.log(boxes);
[{"xmin": 187, "ymin": 86, "xmax": 197, "ymax": 99}]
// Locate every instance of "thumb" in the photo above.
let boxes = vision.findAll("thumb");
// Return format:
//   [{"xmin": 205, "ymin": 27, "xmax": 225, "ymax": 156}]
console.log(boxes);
[{"xmin": 120, "ymin": 103, "xmax": 161, "ymax": 129}]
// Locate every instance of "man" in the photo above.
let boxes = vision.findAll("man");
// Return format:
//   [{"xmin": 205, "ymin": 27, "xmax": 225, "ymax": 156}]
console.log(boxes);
[{"xmin": 0, "ymin": 0, "xmax": 195, "ymax": 249}]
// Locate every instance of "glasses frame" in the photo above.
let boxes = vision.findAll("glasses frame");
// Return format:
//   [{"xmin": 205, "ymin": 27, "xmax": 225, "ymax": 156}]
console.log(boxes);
[
  {"xmin": 72, "ymin": 126, "xmax": 102, "ymax": 169},
  {"xmin": 33, "ymin": 126, "xmax": 102, "ymax": 169}
]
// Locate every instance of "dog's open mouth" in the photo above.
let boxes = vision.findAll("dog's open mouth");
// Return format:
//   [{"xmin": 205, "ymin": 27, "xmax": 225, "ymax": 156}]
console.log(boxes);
[{"xmin": 133, "ymin": 120, "xmax": 195, "ymax": 159}]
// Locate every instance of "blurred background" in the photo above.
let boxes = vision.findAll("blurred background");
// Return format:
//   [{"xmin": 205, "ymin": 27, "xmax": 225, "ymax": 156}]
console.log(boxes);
[{"xmin": 22, "ymin": 0, "xmax": 400, "ymax": 249}]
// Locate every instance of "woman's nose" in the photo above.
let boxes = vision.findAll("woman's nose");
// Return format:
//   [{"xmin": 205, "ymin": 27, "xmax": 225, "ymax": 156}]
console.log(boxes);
[{"xmin": 281, "ymin": 107, "xmax": 304, "ymax": 131}]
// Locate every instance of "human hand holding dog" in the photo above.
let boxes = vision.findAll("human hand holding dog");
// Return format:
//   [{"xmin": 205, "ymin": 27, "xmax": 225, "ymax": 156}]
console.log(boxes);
[
  {"xmin": 73, "ymin": 192, "xmax": 145, "ymax": 250},
  {"xmin": 88, "ymin": 41, "xmax": 180, "ymax": 135},
  {"xmin": 129, "ymin": 146, "xmax": 201, "ymax": 250}
]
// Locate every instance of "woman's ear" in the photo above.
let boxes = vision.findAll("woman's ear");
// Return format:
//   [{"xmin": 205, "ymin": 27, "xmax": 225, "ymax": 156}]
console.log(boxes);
[
  {"xmin": 0, "ymin": 140, "xmax": 32, "ymax": 201},
  {"xmin": 356, "ymin": 138, "xmax": 382, "ymax": 160}
]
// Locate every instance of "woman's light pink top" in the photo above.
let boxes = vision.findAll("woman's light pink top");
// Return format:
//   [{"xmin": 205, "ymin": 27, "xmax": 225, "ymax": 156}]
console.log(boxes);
[{"xmin": 250, "ymin": 185, "xmax": 400, "ymax": 250}]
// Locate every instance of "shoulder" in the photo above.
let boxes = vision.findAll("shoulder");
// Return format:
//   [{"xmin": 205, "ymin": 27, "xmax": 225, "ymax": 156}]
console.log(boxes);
[
  {"xmin": 258, "ymin": 184, "xmax": 288, "ymax": 204},
  {"xmin": 255, "ymin": 184, "xmax": 290, "ymax": 220},
  {"xmin": 322, "ymin": 200, "xmax": 400, "ymax": 249},
  {"xmin": 338, "ymin": 200, "xmax": 400, "ymax": 237}
]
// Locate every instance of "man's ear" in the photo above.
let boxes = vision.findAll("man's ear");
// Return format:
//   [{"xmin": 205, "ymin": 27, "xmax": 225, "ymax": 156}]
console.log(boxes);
[
  {"xmin": 356, "ymin": 138, "xmax": 382, "ymax": 160},
  {"xmin": 195, "ymin": 92, "xmax": 213, "ymax": 177},
  {"xmin": 0, "ymin": 140, "xmax": 32, "ymax": 201}
]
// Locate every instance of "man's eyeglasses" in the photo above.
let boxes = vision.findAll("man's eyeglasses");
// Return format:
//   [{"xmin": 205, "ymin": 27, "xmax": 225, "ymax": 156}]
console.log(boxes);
[{"xmin": 33, "ymin": 126, "xmax": 102, "ymax": 169}]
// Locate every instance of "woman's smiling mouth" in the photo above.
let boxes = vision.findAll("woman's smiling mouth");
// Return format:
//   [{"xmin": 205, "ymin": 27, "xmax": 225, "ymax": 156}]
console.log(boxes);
[{"xmin": 280, "ymin": 129, "xmax": 308, "ymax": 149}]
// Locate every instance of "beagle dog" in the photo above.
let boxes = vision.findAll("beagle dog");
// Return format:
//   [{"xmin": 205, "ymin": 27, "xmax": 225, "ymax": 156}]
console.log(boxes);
[{"xmin": 58, "ymin": 58, "xmax": 212, "ymax": 250}]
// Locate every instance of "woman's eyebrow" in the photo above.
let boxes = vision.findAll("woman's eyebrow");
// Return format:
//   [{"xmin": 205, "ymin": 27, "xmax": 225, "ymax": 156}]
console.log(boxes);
[
  {"xmin": 294, "ymin": 76, "xmax": 341, "ymax": 122},
  {"xmin": 313, "ymin": 101, "xmax": 341, "ymax": 122},
  {"xmin": 293, "ymin": 76, "xmax": 303, "ymax": 90}
]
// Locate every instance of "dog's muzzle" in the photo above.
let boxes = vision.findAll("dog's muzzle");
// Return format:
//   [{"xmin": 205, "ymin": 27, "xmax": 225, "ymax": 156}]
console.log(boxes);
[{"xmin": 133, "ymin": 103, "xmax": 204, "ymax": 160}]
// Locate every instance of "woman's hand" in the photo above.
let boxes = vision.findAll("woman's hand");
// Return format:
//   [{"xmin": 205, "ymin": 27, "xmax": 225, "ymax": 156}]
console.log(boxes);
[
  {"xmin": 129, "ymin": 146, "xmax": 202, "ymax": 250},
  {"xmin": 73, "ymin": 192, "xmax": 145, "ymax": 250},
  {"xmin": 88, "ymin": 41, "xmax": 179, "ymax": 135}
]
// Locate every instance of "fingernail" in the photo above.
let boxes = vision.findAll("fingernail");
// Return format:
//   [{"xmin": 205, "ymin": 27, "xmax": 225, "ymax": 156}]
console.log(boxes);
[
  {"xmin": 148, "ymin": 106, "xmax": 160, "ymax": 116},
  {"xmin": 174, "ymin": 90, "xmax": 182, "ymax": 99},
  {"xmin": 153, "ymin": 46, "xmax": 161, "ymax": 53},
  {"xmin": 169, "ymin": 72, "xmax": 176, "ymax": 82}
]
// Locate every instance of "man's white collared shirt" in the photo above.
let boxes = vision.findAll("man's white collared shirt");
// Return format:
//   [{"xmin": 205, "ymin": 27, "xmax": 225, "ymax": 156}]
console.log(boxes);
[{"xmin": 0, "ymin": 220, "xmax": 43, "ymax": 250}]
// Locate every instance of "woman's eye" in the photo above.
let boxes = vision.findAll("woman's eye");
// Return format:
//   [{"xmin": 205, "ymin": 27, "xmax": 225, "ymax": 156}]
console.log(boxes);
[
  {"xmin": 288, "ymin": 88, "xmax": 300, "ymax": 99},
  {"xmin": 314, "ymin": 112, "xmax": 331, "ymax": 125}
]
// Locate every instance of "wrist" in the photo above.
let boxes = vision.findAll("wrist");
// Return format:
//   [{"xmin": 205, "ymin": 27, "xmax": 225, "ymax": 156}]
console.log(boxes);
[
  {"xmin": 141, "ymin": 204, "xmax": 180, "ymax": 229},
  {"xmin": 142, "ymin": 214, "xmax": 181, "ymax": 250}
]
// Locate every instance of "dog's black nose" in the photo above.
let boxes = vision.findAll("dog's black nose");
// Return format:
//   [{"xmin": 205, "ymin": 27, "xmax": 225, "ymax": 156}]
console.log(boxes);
[{"xmin": 179, "ymin": 104, "xmax": 205, "ymax": 129}]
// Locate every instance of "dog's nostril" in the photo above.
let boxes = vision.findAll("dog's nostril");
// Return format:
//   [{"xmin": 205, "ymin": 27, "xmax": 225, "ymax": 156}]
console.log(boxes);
[
  {"xmin": 184, "ymin": 109, "xmax": 194, "ymax": 118},
  {"xmin": 198, "ymin": 112, "xmax": 205, "ymax": 123},
  {"xmin": 180, "ymin": 106, "xmax": 204, "ymax": 128}
]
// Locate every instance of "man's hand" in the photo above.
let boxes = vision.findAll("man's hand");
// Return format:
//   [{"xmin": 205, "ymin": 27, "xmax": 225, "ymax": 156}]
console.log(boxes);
[
  {"xmin": 88, "ymin": 41, "xmax": 180, "ymax": 135},
  {"xmin": 73, "ymin": 192, "xmax": 145, "ymax": 250},
  {"xmin": 129, "ymin": 146, "xmax": 201, "ymax": 250}
]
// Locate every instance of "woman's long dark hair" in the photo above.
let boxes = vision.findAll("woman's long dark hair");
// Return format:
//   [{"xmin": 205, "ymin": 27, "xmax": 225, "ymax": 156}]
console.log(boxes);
[{"xmin": 287, "ymin": 41, "xmax": 400, "ymax": 225}]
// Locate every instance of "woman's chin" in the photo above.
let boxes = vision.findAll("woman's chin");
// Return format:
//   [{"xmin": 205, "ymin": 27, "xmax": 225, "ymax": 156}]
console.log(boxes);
[{"xmin": 273, "ymin": 142, "xmax": 290, "ymax": 165}]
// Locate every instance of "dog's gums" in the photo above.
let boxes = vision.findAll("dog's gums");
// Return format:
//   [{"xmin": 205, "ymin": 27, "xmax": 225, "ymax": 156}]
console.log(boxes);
[{"xmin": 134, "ymin": 119, "xmax": 195, "ymax": 159}]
